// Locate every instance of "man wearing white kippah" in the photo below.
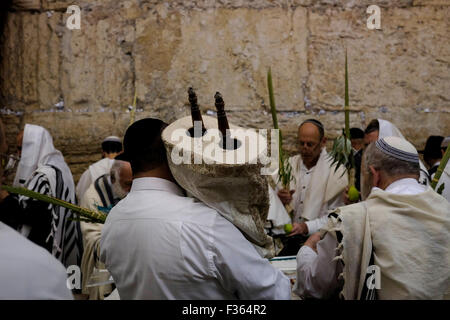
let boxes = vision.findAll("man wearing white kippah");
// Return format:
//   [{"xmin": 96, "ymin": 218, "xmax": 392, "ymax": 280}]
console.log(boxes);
[
  {"xmin": 76, "ymin": 136, "xmax": 123, "ymax": 200},
  {"xmin": 294, "ymin": 136, "xmax": 450, "ymax": 300}
]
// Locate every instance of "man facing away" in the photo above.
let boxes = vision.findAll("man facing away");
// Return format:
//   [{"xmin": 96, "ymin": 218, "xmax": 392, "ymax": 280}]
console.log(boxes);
[
  {"xmin": 420, "ymin": 135, "xmax": 444, "ymax": 180},
  {"xmin": 79, "ymin": 159, "xmax": 132, "ymax": 300},
  {"xmin": 275, "ymin": 119, "xmax": 347, "ymax": 240},
  {"xmin": 0, "ymin": 124, "xmax": 83, "ymax": 269},
  {"xmin": 295, "ymin": 136, "xmax": 450, "ymax": 300},
  {"xmin": 364, "ymin": 119, "xmax": 430, "ymax": 186},
  {"xmin": 0, "ymin": 119, "xmax": 73, "ymax": 300},
  {"xmin": 100, "ymin": 118, "xmax": 291, "ymax": 300},
  {"xmin": 76, "ymin": 136, "xmax": 122, "ymax": 200}
]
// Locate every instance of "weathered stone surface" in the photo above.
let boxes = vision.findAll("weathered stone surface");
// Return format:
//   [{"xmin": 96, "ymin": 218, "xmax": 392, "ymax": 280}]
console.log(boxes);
[
  {"xmin": 1, "ymin": 0, "xmax": 449, "ymax": 182},
  {"xmin": 308, "ymin": 6, "xmax": 450, "ymax": 110}
]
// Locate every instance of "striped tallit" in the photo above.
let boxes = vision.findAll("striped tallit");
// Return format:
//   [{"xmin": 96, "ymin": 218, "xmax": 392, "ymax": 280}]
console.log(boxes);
[{"xmin": 14, "ymin": 124, "xmax": 83, "ymax": 268}]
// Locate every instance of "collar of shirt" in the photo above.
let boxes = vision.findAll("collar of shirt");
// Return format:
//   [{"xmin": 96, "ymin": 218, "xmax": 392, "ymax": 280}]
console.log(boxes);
[
  {"xmin": 299, "ymin": 159, "xmax": 315, "ymax": 175},
  {"xmin": 432, "ymin": 161, "xmax": 440, "ymax": 168},
  {"xmin": 372, "ymin": 178, "xmax": 426, "ymax": 196},
  {"xmin": 130, "ymin": 177, "xmax": 185, "ymax": 197}
]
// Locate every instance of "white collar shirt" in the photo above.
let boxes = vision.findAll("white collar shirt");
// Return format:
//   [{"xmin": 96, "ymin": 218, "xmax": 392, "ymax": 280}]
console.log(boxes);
[{"xmin": 100, "ymin": 177, "xmax": 291, "ymax": 300}]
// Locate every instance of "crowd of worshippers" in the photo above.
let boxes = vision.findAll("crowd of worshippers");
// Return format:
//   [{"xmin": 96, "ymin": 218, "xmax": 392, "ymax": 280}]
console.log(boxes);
[{"xmin": 0, "ymin": 117, "xmax": 449, "ymax": 300}]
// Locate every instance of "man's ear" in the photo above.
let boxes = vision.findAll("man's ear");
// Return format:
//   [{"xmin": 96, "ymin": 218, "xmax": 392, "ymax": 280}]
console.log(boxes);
[
  {"xmin": 321, "ymin": 136, "xmax": 327, "ymax": 148},
  {"xmin": 369, "ymin": 165, "xmax": 380, "ymax": 187}
]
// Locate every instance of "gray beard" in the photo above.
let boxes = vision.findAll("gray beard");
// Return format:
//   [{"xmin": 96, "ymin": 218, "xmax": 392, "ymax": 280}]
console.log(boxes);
[{"xmin": 111, "ymin": 180, "xmax": 128, "ymax": 199}]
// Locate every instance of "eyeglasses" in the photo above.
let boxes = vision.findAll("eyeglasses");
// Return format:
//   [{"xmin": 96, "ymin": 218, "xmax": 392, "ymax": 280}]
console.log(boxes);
[{"xmin": 1, "ymin": 153, "xmax": 20, "ymax": 175}]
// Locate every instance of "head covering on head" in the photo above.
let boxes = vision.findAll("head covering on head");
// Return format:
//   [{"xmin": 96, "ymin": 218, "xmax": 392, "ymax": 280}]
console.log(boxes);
[
  {"xmin": 102, "ymin": 136, "xmax": 121, "ymax": 143},
  {"xmin": 375, "ymin": 136, "xmax": 419, "ymax": 163},
  {"xmin": 14, "ymin": 124, "xmax": 73, "ymax": 189},
  {"xmin": 116, "ymin": 118, "xmax": 168, "ymax": 163},
  {"xmin": 419, "ymin": 135, "xmax": 444, "ymax": 159},
  {"xmin": 376, "ymin": 119, "xmax": 429, "ymax": 185},
  {"xmin": 13, "ymin": 124, "xmax": 82, "ymax": 268},
  {"xmin": 377, "ymin": 119, "xmax": 405, "ymax": 139},
  {"xmin": 350, "ymin": 128, "xmax": 364, "ymax": 139}
]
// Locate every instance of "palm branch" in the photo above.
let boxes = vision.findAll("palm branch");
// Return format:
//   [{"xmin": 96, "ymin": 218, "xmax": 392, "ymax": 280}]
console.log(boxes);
[{"xmin": 1, "ymin": 185, "xmax": 106, "ymax": 224}]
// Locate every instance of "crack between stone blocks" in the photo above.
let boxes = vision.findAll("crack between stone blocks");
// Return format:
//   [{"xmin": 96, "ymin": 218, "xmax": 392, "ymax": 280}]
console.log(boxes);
[{"xmin": 302, "ymin": 6, "xmax": 312, "ymax": 112}]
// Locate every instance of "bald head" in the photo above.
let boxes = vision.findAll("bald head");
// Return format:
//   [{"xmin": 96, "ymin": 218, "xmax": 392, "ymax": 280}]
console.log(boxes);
[{"xmin": 297, "ymin": 120, "xmax": 326, "ymax": 169}]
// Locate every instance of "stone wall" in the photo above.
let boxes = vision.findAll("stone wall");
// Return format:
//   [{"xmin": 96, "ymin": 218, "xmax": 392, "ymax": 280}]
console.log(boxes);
[{"xmin": 1, "ymin": 0, "xmax": 449, "ymax": 182}]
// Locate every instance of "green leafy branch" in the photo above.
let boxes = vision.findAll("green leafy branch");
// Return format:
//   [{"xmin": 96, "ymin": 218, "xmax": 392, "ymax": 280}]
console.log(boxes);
[
  {"xmin": 267, "ymin": 67, "xmax": 294, "ymax": 189},
  {"xmin": 1, "ymin": 185, "xmax": 106, "ymax": 224},
  {"xmin": 431, "ymin": 144, "xmax": 449, "ymax": 194},
  {"xmin": 329, "ymin": 50, "xmax": 359, "ymax": 200}
]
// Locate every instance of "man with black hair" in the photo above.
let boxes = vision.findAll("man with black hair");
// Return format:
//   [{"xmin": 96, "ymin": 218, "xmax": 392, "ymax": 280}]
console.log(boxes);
[
  {"xmin": 274, "ymin": 119, "xmax": 347, "ymax": 251},
  {"xmin": 363, "ymin": 119, "xmax": 430, "ymax": 186},
  {"xmin": 419, "ymin": 135, "xmax": 444, "ymax": 179},
  {"xmin": 76, "ymin": 136, "xmax": 123, "ymax": 200},
  {"xmin": 100, "ymin": 118, "xmax": 290, "ymax": 300}
]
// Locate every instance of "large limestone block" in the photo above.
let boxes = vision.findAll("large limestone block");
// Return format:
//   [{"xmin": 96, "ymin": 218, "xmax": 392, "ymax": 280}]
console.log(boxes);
[
  {"xmin": 308, "ymin": 6, "xmax": 450, "ymax": 110},
  {"xmin": 60, "ymin": 3, "xmax": 134, "ymax": 112},
  {"xmin": 135, "ymin": 7, "xmax": 308, "ymax": 120}
]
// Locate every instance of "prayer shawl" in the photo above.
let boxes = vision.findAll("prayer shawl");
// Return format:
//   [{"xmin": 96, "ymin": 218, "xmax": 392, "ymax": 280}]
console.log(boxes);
[
  {"xmin": 76, "ymin": 158, "xmax": 114, "ymax": 201},
  {"xmin": 13, "ymin": 124, "xmax": 83, "ymax": 268},
  {"xmin": 325, "ymin": 187, "xmax": 450, "ymax": 300},
  {"xmin": 79, "ymin": 176, "xmax": 116, "ymax": 299},
  {"xmin": 378, "ymin": 119, "xmax": 429, "ymax": 185},
  {"xmin": 283, "ymin": 148, "xmax": 348, "ymax": 221}
]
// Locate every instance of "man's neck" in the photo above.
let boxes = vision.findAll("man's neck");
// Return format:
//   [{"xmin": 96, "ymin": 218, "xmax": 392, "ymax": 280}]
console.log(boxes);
[
  {"xmin": 303, "ymin": 157, "xmax": 319, "ymax": 170},
  {"xmin": 380, "ymin": 174, "xmax": 419, "ymax": 190},
  {"xmin": 133, "ymin": 165, "xmax": 175, "ymax": 182}
]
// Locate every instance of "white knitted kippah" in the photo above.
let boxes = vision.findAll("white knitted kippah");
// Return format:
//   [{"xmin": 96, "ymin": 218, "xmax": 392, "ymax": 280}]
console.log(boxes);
[
  {"xmin": 102, "ymin": 136, "xmax": 121, "ymax": 143},
  {"xmin": 375, "ymin": 136, "xmax": 419, "ymax": 163}
]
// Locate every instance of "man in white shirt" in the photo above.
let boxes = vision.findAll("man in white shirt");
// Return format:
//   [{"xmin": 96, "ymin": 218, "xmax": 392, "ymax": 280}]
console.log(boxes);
[
  {"xmin": 275, "ymin": 119, "xmax": 347, "ymax": 239},
  {"xmin": 100, "ymin": 118, "xmax": 291, "ymax": 300},
  {"xmin": 295, "ymin": 136, "xmax": 450, "ymax": 300},
  {"xmin": 76, "ymin": 136, "xmax": 122, "ymax": 200},
  {"xmin": 79, "ymin": 160, "xmax": 132, "ymax": 300}
]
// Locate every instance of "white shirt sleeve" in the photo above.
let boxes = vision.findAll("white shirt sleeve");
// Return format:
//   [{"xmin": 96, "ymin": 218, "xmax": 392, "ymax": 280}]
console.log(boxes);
[
  {"xmin": 304, "ymin": 215, "xmax": 329, "ymax": 235},
  {"xmin": 211, "ymin": 216, "xmax": 292, "ymax": 300},
  {"xmin": 294, "ymin": 233, "xmax": 342, "ymax": 299}
]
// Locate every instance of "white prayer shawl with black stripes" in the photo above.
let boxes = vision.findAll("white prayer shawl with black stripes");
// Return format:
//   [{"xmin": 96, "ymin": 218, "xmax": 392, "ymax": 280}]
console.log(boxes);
[{"xmin": 13, "ymin": 124, "xmax": 83, "ymax": 268}]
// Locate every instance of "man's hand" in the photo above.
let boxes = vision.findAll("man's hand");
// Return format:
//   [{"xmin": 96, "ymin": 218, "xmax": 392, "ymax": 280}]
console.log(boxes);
[
  {"xmin": 304, "ymin": 232, "xmax": 322, "ymax": 253},
  {"xmin": 287, "ymin": 222, "xmax": 308, "ymax": 237},
  {"xmin": 277, "ymin": 189, "xmax": 295, "ymax": 205}
]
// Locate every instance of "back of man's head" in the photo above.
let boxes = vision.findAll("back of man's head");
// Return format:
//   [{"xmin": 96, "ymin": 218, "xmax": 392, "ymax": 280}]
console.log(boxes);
[
  {"xmin": 364, "ymin": 119, "xmax": 380, "ymax": 135},
  {"xmin": 101, "ymin": 136, "xmax": 122, "ymax": 156},
  {"xmin": 421, "ymin": 135, "xmax": 444, "ymax": 166},
  {"xmin": 363, "ymin": 136, "xmax": 420, "ymax": 179},
  {"xmin": 116, "ymin": 118, "xmax": 168, "ymax": 175}
]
